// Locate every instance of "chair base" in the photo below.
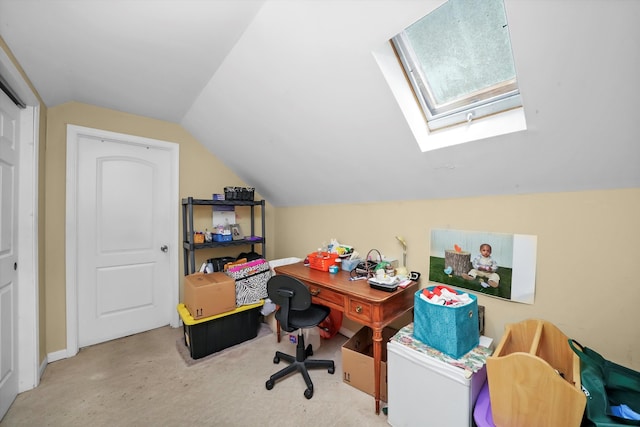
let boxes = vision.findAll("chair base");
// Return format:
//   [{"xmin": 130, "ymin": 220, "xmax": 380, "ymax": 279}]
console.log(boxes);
[{"xmin": 265, "ymin": 330, "xmax": 335, "ymax": 399}]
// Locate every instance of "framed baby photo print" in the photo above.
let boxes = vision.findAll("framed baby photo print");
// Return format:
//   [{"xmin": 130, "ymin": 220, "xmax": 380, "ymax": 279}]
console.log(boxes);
[{"xmin": 428, "ymin": 228, "xmax": 537, "ymax": 304}]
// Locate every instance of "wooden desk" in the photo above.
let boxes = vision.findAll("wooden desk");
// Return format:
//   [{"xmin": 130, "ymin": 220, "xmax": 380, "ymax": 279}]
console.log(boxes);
[{"xmin": 274, "ymin": 262, "xmax": 417, "ymax": 414}]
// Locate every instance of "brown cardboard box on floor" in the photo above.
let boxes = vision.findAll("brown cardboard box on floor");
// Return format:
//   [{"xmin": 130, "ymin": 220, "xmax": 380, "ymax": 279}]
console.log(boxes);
[
  {"xmin": 183, "ymin": 272, "xmax": 236, "ymax": 319},
  {"xmin": 341, "ymin": 326, "xmax": 397, "ymax": 402}
]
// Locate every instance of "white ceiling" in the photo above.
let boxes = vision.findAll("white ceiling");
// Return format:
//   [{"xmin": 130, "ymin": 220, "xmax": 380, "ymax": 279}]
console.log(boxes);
[{"xmin": 2, "ymin": 0, "xmax": 639, "ymax": 207}]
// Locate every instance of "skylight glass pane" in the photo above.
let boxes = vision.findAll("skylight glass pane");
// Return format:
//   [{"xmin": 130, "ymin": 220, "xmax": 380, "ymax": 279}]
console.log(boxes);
[
  {"xmin": 405, "ymin": 0, "xmax": 516, "ymax": 108},
  {"xmin": 390, "ymin": 0, "xmax": 523, "ymax": 131}
]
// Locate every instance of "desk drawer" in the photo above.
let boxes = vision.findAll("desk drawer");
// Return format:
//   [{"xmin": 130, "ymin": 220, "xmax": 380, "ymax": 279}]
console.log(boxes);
[
  {"xmin": 309, "ymin": 285, "xmax": 344, "ymax": 307},
  {"xmin": 347, "ymin": 298, "xmax": 373, "ymax": 322}
]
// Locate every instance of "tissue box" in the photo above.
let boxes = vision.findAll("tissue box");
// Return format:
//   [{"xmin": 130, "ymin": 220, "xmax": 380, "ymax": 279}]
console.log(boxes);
[{"xmin": 413, "ymin": 287, "xmax": 479, "ymax": 359}]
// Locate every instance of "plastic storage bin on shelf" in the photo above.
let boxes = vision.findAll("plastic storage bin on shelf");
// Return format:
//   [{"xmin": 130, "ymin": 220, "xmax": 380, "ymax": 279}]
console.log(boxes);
[
  {"xmin": 212, "ymin": 233, "xmax": 232, "ymax": 242},
  {"xmin": 178, "ymin": 301, "xmax": 263, "ymax": 359},
  {"xmin": 224, "ymin": 186, "xmax": 254, "ymax": 201}
]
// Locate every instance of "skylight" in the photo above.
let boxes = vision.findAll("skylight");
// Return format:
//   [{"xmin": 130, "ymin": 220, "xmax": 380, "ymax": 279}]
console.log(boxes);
[{"xmin": 374, "ymin": 0, "xmax": 526, "ymax": 151}]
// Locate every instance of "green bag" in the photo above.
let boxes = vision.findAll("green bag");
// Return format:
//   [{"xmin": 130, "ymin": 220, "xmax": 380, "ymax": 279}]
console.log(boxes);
[{"xmin": 569, "ymin": 339, "xmax": 640, "ymax": 426}]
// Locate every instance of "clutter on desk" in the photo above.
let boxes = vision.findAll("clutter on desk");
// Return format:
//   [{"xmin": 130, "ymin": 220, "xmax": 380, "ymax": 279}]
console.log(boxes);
[
  {"xmin": 308, "ymin": 250, "xmax": 340, "ymax": 271},
  {"xmin": 368, "ymin": 276, "xmax": 401, "ymax": 292},
  {"xmin": 327, "ymin": 238, "xmax": 354, "ymax": 257},
  {"xmin": 348, "ymin": 248, "xmax": 383, "ymax": 280},
  {"xmin": 307, "ymin": 238, "xmax": 358, "ymax": 271},
  {"xmin": 349, "ymin": 248, "xmax": 416, "ymax": 292},
  {"xmin": 367, "ymin": 275, "xmax": 413, "ymax": 292},
  {"xmin": 303, "ymin": 241, "xmax": 419, "ymax": 293},
  {"xmin": 341, "ymin": 257, "xmax": 360, "ymax": 271}
]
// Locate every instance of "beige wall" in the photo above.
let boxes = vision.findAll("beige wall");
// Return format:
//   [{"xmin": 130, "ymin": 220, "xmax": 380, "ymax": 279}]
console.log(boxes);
[
  {"xmin": 272, "ymin": 189, "xmax": 640, "ymax": 370},
  {"xmin": 4, "ymin": 37, "xmax": 639, "ymax": 373},
  {"xmin": 44, "ymin": 102, "xmax": 275, "ymax": 354}
]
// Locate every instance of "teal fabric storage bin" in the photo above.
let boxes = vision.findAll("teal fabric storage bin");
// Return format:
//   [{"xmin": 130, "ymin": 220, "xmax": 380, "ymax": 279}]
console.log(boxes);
[{"xmin": 413, "ymin": 287, "xmax": 479, "ymax": 359}]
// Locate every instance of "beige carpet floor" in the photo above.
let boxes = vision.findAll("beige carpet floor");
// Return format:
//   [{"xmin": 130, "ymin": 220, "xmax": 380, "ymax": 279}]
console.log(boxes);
[{"xmin": 1, "ymin": 324, "xmax": 390, "ymax": 427}]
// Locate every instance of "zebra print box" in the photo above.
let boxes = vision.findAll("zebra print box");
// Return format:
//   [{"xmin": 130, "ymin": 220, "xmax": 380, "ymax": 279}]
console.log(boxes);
[{"xmin": 225, "ymin": 258, "xmax": 272, "ymax": 306}]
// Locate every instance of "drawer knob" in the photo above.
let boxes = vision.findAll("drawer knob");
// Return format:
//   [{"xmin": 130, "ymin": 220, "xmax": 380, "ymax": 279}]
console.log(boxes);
[
  {"xmin": 356, "ymin": 306, "xmax": 363, "ymax": 313},
  {"xmin": 310, "ymin": 288, "xmax": 320, "ymax": 296}
]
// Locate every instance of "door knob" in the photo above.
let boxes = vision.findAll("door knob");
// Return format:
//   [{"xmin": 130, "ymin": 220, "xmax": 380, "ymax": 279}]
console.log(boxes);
[{"xmin": 160, "ymin": 245, "xmax": 168, "ymax": 252}]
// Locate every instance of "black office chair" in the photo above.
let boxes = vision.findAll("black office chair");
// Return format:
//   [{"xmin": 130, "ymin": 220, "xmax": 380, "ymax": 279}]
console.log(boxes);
[{"xmin": 265, "ymin": 275, "xmax": 335, "ymax": 399}]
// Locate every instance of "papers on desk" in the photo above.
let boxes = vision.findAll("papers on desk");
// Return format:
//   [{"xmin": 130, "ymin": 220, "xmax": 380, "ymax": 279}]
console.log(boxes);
[
  {"xmin": 368, "ymin": 276, "xmax": 413, "ymax": 292},
  {"xmin": 397, "ymin": 279, "xmax": 412, "ymax": 288}
]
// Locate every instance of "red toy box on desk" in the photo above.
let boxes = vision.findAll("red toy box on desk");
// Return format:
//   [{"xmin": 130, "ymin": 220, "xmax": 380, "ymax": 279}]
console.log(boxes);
[{"xmin": 307, "ymin": 251, "xmax": 339, "ymax": 271}]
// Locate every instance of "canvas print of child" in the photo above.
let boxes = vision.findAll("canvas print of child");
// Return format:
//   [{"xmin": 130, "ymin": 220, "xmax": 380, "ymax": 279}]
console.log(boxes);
[{"xmin": 462, "ymin": 243, "xmax": 500, "ymax": 288}]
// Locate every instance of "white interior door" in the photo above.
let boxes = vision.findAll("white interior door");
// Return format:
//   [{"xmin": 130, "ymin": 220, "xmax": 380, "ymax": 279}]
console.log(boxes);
[
  {"xmin": 73, "ymin": 130, "xmax": 177, "ymax": 348},
  {"xmin": 0, "ymin": 88, "xmax": 20, "ymax": 418}
]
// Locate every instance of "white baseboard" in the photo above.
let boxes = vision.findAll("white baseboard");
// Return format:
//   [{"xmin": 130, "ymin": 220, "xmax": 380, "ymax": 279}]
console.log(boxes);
[{"xmin": 47, "ymin": 348, "xmax": 68, "ymax": 363}]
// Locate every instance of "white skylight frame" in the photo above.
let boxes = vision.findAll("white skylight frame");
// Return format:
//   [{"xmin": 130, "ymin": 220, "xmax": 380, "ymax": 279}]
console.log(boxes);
[{"xmin": 375, "ymin": 0, "xmax": 526, "ymax": 152}]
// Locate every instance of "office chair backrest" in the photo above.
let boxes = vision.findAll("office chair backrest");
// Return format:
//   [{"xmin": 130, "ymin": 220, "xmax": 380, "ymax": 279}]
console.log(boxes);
[
  {"xmin": 267, "ymin": 275, "xmax": 312, "ymax": 331},
  {"xmin": 267, "ymin": 275, "xmax": 311, "ymax": 310}
]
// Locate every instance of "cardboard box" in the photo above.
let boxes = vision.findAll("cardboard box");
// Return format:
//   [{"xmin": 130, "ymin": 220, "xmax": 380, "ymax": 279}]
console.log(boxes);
[
  {"xmin": 341, "ymin": 326, "xmax": 397, "ymax": 402},
  {"xmin": 183, "ymin": 272, "xmax": 236, "ymax": 319}
]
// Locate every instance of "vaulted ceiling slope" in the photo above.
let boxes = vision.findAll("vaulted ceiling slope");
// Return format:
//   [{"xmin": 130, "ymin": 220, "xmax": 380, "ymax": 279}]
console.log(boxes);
[{"xmin": 2, "ymin": 0, "xmax": 639, "ymax": 207}]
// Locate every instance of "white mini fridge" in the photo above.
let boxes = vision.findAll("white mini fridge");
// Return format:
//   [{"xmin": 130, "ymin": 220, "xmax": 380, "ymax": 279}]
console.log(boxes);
[{"xmin": 387, "ymin": 324, "xmax": 491, "ymax": 427}]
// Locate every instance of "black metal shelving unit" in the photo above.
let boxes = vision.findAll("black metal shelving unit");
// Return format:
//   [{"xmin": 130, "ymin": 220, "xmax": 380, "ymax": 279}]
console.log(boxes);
[{"xmin": 181, "ymin": 197, "xmax": 266, "ymax": 275}]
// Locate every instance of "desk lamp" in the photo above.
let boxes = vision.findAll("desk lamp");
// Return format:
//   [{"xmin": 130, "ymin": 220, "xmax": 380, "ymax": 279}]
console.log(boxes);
[{"xmin": 395, "ymin": 236, "xmax": 408, "ymax": 277}]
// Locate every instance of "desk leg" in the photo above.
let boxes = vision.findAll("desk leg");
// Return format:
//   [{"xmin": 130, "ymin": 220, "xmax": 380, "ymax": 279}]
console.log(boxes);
[{"xmin": 372, "ymin": 327, "xmax": 382, "ymax": 415}]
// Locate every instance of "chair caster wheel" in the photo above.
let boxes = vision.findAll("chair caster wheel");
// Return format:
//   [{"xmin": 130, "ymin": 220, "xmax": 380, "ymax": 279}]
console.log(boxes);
[
  {"xmin": 304, "ymin": 387, "xmax": 313, "ymax": 399},
  {"xmin": 328, "ymin": 366, "xmax": 335, "ymax": 375},
  {"xmin": 273, "ymin": 356, "xmax": 280, "ymax": 364},
  {"xmin": 266, "ymin": 379, "xmax": 274, "ymax": 390}
]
